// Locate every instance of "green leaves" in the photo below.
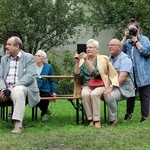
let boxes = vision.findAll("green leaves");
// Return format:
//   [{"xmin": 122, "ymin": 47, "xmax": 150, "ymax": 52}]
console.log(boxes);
[
  {"xmin": 1, "ymin": 0, "xmax": 149, "ymax": 54},
  {"xmin": 86, "ymin": 0, "xmax": 150, "ymax": 39},
  {"xmin": 0, "ymin": 0, "xmax": 86, "ymax": 54}
]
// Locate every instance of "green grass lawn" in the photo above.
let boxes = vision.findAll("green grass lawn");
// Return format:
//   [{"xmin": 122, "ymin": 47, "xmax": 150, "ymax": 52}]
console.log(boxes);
[{"xmin": 0, "ymin": 99, "xmax": 150, "ymax": 150}]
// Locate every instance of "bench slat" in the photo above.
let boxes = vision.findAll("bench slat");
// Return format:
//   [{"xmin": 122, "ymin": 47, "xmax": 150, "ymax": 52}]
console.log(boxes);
[
  {"xmin": 37, "ymin": 75, "xmax": 74, "ymax": 78},
  {"xmin": 40, "ymin": 96, "xmax": 81, "ymax": 100}
]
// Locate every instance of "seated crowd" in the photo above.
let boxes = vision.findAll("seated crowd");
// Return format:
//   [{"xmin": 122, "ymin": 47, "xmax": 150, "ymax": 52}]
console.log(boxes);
[
  {"xmin": 0, "ymin": 36, "xmax": 56, "ymax": 133},
  {"xmin": 74, "ymin": 38, "xmax": 135, "ymax": 128},
  {"xmin": 74, "ymin": 19, "xmax": 150, "ymax": 128},
  {"xmin": 0, "ymin": 18, "xmax": 150, "ymax": 133}
]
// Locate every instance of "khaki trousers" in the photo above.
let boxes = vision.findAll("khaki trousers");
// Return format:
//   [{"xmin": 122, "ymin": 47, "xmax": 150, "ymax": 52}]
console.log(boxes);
[
  {"xmin": 104, "ymin": 88, "xmax": 125, "ymax": 122},
  {"xmin": 11, "ymin": 86, "xmax": 28, "ymax": 122},
  {"xmin": 81, "ymin": 86, "xmax": 105, "ymax": 121}
]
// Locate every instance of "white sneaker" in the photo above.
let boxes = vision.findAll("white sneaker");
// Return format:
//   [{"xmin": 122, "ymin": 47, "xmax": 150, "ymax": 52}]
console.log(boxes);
[
  {"xmin": 41, "ymin": 115, "xmax": 48, "ymax": 121},
  {"xmin": 46, "ymin": 109, "xmax": 52, "ymax": 115}
]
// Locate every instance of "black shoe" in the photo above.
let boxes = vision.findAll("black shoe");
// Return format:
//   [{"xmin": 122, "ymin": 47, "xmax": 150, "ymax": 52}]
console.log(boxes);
[
  {"xmin": 124, "ymin": 113, "xmax": 132, "ymax": 121},
  {"xmin": 140, "ymin": 117, "xmax": 147, "ymax": 123}
]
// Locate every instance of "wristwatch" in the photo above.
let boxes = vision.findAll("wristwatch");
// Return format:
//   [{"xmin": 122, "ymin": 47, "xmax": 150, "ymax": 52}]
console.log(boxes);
[{"xmin": 134, "ymin": 40, "xmax": 138, "ymax": 44}]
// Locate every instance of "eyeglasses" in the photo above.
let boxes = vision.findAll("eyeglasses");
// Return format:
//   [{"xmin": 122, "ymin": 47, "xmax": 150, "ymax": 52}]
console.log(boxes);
[
  {"xmin": 35, "ymin": 54, "xmax": 42, "ymax": 57},
  {"xmin": 86, "ymin": 46, "xmax": 96, "ymax": 49},
  {"xmin": 107, "ymin": 44, "xmax": 121, "ymax": 47}
]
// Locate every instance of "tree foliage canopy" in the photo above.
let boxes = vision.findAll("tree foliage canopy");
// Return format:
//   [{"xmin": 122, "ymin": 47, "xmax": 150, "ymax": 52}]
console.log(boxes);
[
  {"xmin": 0, "ymin": 0, "xmax": 150, "ymax": 55},
  {"xmin": 0, "ymin": 0, "xmax": 86, "ymax": 54},
  {"xmin": 85, "ymin": 0, "xmax": 150, "ymax": 39}
]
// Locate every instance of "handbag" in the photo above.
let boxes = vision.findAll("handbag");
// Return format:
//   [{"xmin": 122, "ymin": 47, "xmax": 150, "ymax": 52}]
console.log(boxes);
[{"xmin": 88, "ymin": 78, "xmax": 104, "ymax": 88}]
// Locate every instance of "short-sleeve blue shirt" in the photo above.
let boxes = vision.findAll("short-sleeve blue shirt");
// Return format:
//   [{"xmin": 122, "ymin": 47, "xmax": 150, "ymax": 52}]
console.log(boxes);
[{"xmin": 110, "ymin": 52, "xmax": 132, "ymax": 73}]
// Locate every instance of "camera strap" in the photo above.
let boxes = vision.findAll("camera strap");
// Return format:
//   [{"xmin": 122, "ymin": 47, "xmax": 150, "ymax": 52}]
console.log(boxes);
[{"xmin": 131, "ymin": 46, "xmax": 135, "ymax": 66}]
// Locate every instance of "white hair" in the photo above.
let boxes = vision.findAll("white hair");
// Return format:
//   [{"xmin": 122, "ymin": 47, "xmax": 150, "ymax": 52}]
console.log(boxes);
[
  {"xmin": 86, "ymin": 39, "xmax": 99, "ymax": 49},
  {"xmin": 36, "ymin": 50, "xmax": 47, "ymax": 59}
]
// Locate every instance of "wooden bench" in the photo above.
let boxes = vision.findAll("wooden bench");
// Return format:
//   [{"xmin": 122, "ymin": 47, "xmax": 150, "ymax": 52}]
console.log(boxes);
[
  {"xmin": 0, "ymin": 98, "xmax": 107, "ymax": 124},
  {"xmin": 0, "ymin": 75, "xmax": 84, "ymax": 124},
  {"xmin": 33, "ymin": 75, "xmax": 108, "ymax": 123},
  {"xmin": 32, "ymin": 95, "xmax": 85, "ymax": 124},
  {"xmin": 0, "ymin": 75, "xmax": 107, "ymax": 124},
  {"xmin": 32, "ymin": 75, "xmax": 85, "ymax": 124}
]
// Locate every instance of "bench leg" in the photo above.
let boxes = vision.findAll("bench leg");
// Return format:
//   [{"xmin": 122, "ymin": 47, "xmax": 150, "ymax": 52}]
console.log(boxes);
[
  {"xmin": 104, "ymin": 101, "xmax": 107, "ymax": 122},
  {"xmin": 0, "ymin": 108, "xmax": 2, "ymax": 119},
  {"xmin": 0, "ymin": 104, "xmax": 13, "ymax": 123},
  {"xmin": 32, "ymin": 107, "xmax": 34, "ymax": 121},
  {"xmin": 0, "ymin": 106, "xmax": 8, "ymax": 121},
  {"xmin": 2, "ymin": 106, "xmax": 5, "ymax": 120},
  {"xmin": 76, "ymin": 100, "xmax": 85, "ymax": 125},
  {"xmin": 69, "ymin": 99, "xmax": 83, "ymax": 125},
  {"xmin": 69, "ymin": 99, "xmax": 84, "ymax": 125},
  {"xmin": 76, "ymin": 99, "xmax": 79, "ymax": 124},
  {"xmin": 35, "ymin": 106, "xmax": 38, "ymax": 120},
  {"xmin": 81, "ymin": 104, "xmax": 85, "ymax": 124},
  {"xmin": 32, "ymin": 106, "xmax": 38, "ymax": 121},
  {"xmin": 6, "ymin": 106, "xmax": 8, "ymax": 122}
]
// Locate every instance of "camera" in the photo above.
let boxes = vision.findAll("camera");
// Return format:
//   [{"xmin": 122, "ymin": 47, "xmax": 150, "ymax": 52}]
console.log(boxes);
[
  {"xmin": 3, "ymin": 89, "xmax": 11, "ymax": 97},
  {"xmin": 129, "ymin": 28, "xmax": 137, "ymax": 36}
]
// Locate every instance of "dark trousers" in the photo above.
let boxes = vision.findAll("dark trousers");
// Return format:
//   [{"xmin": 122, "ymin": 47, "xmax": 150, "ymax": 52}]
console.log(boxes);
[
  {"xmin": 126, "ymin": 69, "xmax": 137, "ymax": 114},
  {"xmin": 126, "ymin": 88, "xmax": 138, "ymax": 114},
  {"xmin": 126, "ymin": 96, "xmax": 136, "ymax": 114},
  {"xmin": 37, "ymin": 90, "xmax": 50, "ymax": 116},
  {"xmin": 139, "ymin": 85, "xmax": 150, "ymax": 117}
]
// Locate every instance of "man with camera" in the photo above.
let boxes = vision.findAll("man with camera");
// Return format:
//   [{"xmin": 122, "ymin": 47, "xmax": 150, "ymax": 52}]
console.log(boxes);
[{"xmin": 121, "ymin": 18, "xmax": 150, "ymax": 123}]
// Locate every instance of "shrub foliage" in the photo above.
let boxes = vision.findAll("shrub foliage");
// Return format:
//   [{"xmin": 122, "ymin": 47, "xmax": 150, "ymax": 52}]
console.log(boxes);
[{"xmin": 49, "ymin": 49, "xmax": 75, "ymax": 95}]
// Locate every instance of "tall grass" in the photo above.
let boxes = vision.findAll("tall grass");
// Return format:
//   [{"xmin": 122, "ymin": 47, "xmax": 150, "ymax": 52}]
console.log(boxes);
[{"xmin": 0, "ymin": 99, "xmax": 150, "ymax": 150}]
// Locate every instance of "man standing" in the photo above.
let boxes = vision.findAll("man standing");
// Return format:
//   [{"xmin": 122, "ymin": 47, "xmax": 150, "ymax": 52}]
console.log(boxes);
[
  {"xmin": 0, "ymin": 36, "xmax": 40, "ymax": 133},
  {"xmin": 103, "ymin": 38, "xmax": 135, "ymax": 126}
]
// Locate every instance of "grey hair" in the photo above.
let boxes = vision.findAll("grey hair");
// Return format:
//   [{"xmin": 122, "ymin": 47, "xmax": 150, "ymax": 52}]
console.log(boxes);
[
  {"xmin": 37, "ymin": 50, "xmax": 47, "ymax": 59},
  {"xmin": 11, "ymin": 36, "xmax": 23, "ymax": 49},
  {"xmin": 86, "ymin": 39, "xmax": 99, "ymax": 49}
]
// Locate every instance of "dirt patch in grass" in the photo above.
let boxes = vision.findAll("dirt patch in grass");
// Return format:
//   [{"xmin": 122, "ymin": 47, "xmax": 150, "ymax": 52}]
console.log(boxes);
[{"xmin": 35, "ymin": 141, "xmax": 65, "ymax": 149}]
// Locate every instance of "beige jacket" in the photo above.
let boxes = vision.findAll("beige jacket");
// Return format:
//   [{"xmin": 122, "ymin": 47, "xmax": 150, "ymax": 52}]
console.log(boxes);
[{"xmin": 74, "ymin": 54, "xmax": 119, "ymax": 98}]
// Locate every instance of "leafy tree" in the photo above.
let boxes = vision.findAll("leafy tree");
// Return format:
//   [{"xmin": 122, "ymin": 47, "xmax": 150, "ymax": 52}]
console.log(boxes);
[
  {"xmin": 85, "ymin": 0, "xmax": 150, "ymax": 39},
  {"xmin": 0, "ymin": 0, "xmax": 86, "ymax": 54}
]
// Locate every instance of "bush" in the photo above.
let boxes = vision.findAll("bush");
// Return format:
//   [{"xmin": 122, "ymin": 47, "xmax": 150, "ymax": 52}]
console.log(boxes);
[{"xmin": 48, "ymin": 49, "xmax": 75, "ymax": 95}]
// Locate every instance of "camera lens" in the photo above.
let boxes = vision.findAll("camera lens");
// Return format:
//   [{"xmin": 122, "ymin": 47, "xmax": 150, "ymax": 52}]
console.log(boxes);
[{"xmin": 129, "ymin": 28, "xmax": 137, "ymax": 36}]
